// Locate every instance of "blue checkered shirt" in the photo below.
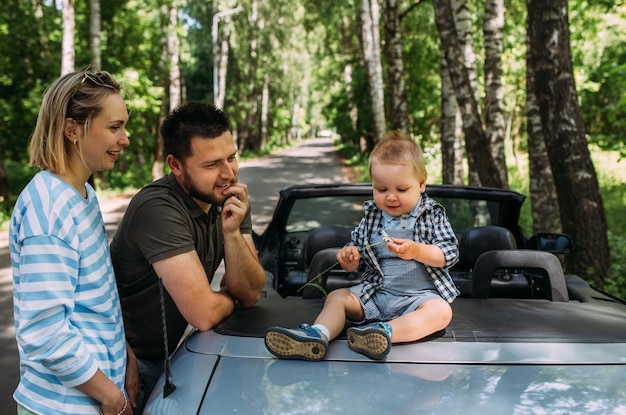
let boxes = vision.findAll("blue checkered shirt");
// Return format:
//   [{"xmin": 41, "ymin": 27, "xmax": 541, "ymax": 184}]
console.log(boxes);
[{"xmin": 348, "ymin": 193, "xmax": 460, "ymax": 303}]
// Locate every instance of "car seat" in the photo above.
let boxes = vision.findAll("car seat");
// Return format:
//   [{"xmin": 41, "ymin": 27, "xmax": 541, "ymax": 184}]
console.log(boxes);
[{"xmin": 451, "ymin": 226, "xmax": 517, "ymax": 296}]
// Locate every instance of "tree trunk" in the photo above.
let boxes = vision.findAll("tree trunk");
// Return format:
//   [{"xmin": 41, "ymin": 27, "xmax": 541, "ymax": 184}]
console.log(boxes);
[
  {"xmin": 527, "ymin": 0, "xmax": 610, "ymax": 286},
  {"xmin": 358, "ymin": 0, "xmax": 386, "ymax": 146},
  {"xmin": 483, "ymin": 0, "xmax": 508, "ymax": 187},
  {"xmin": 451, "ymin": 0, "xmax": 480, "ymax": 111},
  {"xmin": 152, "ymin": 2, "xmax": 170, "ymax": 181},
  {"xmin": 382, "ymin": 0, "xmax": 408, "ymax": 132},
  {"xmin": 241, "ymin": 1, "xmax": 260, "ymax": 153},
  {"xmin": 434, "ymin": 0, "xmax": 504, "ymax": 189},
  {"xmin": 89, "ymin": 0, "xmax": 101, "ymax": 71},
  {"xmin": 89, "ymin": 0, "xmax": 104, "ymax": 189},
  {"xmin": 260, "ymin": 73, "xmax": 269, "ymax": 148},
  {"xmin": 451, "ymin": 0, "xmax": 480, "ymax": 187},
  {"xmin": 526, "ymin": 49, "xmax": 561, "ymax": 234},
  {"xmin": 289, "ymin": 98, "xmax": 301, "ymax": 142},
  {"xmin": 168, "ymin": 3, "xmax": 182, "ymax": 111},
  {"xmin": 440, "ymin": 54, "xmax": 464, "ymax": 185},
  {"xmin": 61, "ymin": 0, "xmax": 75, "ymax": 75},
  {"xmin": 341, "ymin": 14, "xmax": 359, "ymax": 142},
  {"xmin": 216, "ymin": 15, "xmax": 233, "ymax": 110}
]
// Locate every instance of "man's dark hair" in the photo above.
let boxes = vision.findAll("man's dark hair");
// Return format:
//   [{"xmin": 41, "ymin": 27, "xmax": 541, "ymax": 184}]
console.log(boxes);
[{"xmin": 160, "ymin": 102, "xmax": 231, "ymax": 161}]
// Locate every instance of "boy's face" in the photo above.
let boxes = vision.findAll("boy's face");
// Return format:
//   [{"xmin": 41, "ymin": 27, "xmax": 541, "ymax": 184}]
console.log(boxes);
[{"xmin": 370, "ymin": 159, "xmax": 425, "ymax": 217}]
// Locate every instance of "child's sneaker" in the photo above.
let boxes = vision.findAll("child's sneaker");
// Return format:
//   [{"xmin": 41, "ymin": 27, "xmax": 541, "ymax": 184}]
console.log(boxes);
[
  {"xmin": 346, "ymin": 322, "xmax": 392, "ymax": 360},
  {"xmin": 265, "ymin": 324, "xmax": 328, "ymax": 361}
]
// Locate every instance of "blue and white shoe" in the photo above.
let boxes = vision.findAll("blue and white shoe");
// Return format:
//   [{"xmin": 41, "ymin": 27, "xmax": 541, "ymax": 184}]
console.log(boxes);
[
  {"xmin": 346, "ymin": 322, "xmax": 392, "ymax": 360},
  {"xmin": 265, "ymin": 324, "xmax": 328, "ymax": 361}
]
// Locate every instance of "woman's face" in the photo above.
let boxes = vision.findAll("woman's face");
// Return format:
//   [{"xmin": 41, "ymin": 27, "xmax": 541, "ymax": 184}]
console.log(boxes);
[{"xmin": 81, "ymin": 93, "xmax": 130, "ymax": 173}]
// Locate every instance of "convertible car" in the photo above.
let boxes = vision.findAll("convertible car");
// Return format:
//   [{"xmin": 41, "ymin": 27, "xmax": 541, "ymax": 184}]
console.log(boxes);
[{"xmin": 144, "ymin": 184, "xmax": 626, "ymax": 414}]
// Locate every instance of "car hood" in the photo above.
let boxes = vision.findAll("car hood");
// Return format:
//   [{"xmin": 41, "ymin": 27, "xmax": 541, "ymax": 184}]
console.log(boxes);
[{"xmin": 143, "ymin": 330, "xmax": 626, "ymax": 415}]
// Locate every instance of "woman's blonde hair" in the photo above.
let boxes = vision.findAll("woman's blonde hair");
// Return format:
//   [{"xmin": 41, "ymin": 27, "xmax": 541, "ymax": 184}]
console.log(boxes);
[
  {"xmin": 368, "ymin": 130, "xmax": 427, "ymax": 183},
  {"xmin": 28, "ymin": 70, "xmax": 121, "ymax": 173}
]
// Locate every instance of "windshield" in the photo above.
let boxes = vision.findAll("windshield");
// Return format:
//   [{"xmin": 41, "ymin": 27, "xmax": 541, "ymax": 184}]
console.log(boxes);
[
  {"xmin": 286, "ymin": 195, "xmax": 368, "ymax": 232},
  {"xmin": 285, "ymin": 194, "xmax": 503, "ymax": 235}
]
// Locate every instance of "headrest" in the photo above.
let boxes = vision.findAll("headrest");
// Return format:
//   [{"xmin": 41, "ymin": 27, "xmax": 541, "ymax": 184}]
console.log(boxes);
[
  {"xmin": 304, "ymin": 226, "xmax": 352, "ymax": 266},
  {"xmin": 457, "ymin": 226, "xmax": 517, "ymax": 270}
]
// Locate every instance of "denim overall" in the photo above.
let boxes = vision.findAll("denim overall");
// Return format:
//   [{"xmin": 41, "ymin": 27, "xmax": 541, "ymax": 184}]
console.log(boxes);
[
  {"xmin": 355, "ymin": 227, "xmax": 440, "ymax": 321},
  {"xmin": 375, "ymin": 228, "xmax": 437, "ymax": 295}
]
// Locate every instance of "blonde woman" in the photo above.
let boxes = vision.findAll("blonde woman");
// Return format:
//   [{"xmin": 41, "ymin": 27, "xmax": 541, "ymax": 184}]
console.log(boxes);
[{"xmin": 10, "ymin": 71, "xmax": 132, "ymax": 415}]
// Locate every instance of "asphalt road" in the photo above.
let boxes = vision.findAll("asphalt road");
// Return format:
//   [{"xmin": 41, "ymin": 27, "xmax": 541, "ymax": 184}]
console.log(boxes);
[{"xmin": 0, "ymin": 136, "xmax": 351, "ymax": 412}]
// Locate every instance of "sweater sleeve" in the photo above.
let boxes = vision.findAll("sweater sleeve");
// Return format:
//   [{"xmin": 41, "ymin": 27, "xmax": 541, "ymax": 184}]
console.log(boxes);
[{"xmin": 14, "ymin": 235, "xmax": 99, "ymax": 387}]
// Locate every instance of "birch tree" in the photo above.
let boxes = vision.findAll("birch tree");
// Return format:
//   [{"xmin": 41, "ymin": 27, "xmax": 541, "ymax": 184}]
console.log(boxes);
[
  {"xmin": 439, "ymin": 56, "xmax": 464, "ymax": 185},
  {"xmin": 433, "ymin": 0, "xmax": 503, "ymax": 189},
  {"xmin": 527, "ymin": 0, "xmax": 609, "ymax": 285},
  {"xmin": 61, "ymin": 0, "xmax": 75, "ymax": 74},
  {"xmin": 382, "ymin": 0, "xmax": 408, "ymax": 132},
  {"xmin": 526, "ymin": 40, "xmax": 561, "ymax": 234},
  {"xmin": 239, "ymin": 1, "xmax": 260, "ymax": 152},
  {"xmin": 483, "ymin": 0, "xmax": 507, "ymax": 186},
  {"xmin": 357, "ymin": 0, "xmax": 386, "ymax": 147},
  {"xmin": 89, "ymin": 0, "xmax": 101, "ymax": 71},
  {"xmin": 152, "ymin": 2, "xmax": 171, "ymax": 181},
  {"xmin": 168, "ymin": 2, "xmax": 182, "ymax": 111},
  {"xmin": 216, "ymin": 14, "xmax": 235, "ymax": 110},
  {"xmin": 341, "ymin": 14, "xmax": 359, "ymax": 135}
]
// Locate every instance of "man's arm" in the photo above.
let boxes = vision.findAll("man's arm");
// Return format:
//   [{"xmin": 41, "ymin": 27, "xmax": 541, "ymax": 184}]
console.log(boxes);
[
  {"xmin": 221, "ymin": 232, "xmax": 265, "ymax": 307},
  {"xmin": 154, "ymin": 251, "xmax": 235, "ymax": 331},
  {"xmin": 218, "ymin": 182, "xmax": 266, "ymax": 307}
]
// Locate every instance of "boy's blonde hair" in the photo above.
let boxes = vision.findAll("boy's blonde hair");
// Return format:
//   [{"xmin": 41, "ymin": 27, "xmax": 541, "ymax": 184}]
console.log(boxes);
[
  {"xmin": 28, "ymin": 70, "xmax": 121, "ymax": 173},
  {"xmin": 368, "ymin": 130, "xmax": 427, "ymax": 183}
]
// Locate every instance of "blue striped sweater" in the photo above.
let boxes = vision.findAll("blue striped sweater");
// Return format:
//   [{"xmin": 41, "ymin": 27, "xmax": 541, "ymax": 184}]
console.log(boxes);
[{"xmin": 10, "ymin": 171, "xmax": 126, "ymax": 415}]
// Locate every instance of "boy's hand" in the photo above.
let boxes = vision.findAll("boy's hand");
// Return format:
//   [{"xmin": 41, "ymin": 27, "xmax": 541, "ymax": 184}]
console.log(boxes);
[
  {"xmin": 337, "ymin": 246, "xmax": 360, "ymax": 272},
  {"xmin": 387, "ymin": 237, "xmax": 417, "ymax": 260}
]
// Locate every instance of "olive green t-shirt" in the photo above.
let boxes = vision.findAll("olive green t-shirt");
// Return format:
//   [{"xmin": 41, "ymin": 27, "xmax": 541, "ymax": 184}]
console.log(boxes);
[{"xmin": 111, "ymin": 173, "xmax": 253, "ymax": 359}]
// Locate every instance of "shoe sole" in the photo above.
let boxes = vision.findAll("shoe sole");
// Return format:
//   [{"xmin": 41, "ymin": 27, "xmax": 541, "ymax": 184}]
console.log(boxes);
[
  {"xmin": 346, "ymin": 326, "xmax": 391, "ymax": 360},
  {"xmin": 265, "ymin": 328, "xmax": 327, "ymax": 361}
]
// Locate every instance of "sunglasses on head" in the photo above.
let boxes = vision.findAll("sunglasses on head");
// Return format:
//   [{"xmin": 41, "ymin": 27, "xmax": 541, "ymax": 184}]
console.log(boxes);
[{"xmin": 70, "ymin": 71, "xmax": 114, "ymax": 99}]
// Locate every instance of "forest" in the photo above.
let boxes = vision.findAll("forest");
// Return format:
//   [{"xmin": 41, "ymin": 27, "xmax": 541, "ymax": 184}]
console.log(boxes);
[{"xmin": 0, "ymin": 0, "xmax": 624, "ymax": 298}]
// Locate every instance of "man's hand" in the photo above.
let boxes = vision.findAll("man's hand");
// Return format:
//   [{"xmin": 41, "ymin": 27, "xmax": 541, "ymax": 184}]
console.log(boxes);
[{"xmin": 221, "ymin": 182, "xmax": 249, "ymax": 234}]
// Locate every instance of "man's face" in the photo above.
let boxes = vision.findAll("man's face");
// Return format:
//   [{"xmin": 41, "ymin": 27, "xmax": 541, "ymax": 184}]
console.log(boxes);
[{"xmin": 173, "ymin": 132, "xmax": 239, "ymax": 208}]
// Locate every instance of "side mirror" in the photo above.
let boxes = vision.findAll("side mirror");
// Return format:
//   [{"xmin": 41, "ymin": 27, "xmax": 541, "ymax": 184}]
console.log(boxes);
[{"xmin": 527, "ymin": 232, "xmax": 573, "ymax": 255}]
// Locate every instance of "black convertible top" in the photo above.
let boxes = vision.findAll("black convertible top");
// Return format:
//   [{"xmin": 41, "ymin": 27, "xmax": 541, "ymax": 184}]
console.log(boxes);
[{"xmin": 215, "ymin": 286, "xmax": 626, "ymax": 344}]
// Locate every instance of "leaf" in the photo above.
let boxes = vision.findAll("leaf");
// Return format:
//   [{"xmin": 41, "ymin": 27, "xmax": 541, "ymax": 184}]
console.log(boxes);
[{"xmin": 303, "ymin": 282, "xmax": 328, "ymax": 297}]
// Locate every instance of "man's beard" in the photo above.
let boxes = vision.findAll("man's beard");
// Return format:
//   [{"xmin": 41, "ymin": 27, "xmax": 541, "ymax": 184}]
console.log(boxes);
[{"xmin": 182, "ymin": 171, "xmax": 227, "ymax": 206}]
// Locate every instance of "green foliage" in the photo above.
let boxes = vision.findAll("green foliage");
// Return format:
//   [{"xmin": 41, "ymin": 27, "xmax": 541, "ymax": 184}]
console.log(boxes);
[
  {"xmin": 5, "ymin": 159, "xmax": 38, "ymax": 196},
  {"xmin": 335, "ymin": 139, "xmax": 369, "ymax": 182},
  {"xmin": 401, "ymin": 1, "xmax": 443, "ymax": 144},
  {"xmin": 605, "ymin": 231, "xmax": 626, "ymax": 300},
  {"xmin": 0, "ymin": 0, "xmax": 624, "ymax": 299},
  {"xmin": 580, "ymin": 41, "xmax": 626, "ymax": 155},
  {"xmin": 574, "ymin": 3, "xmax": 626, "ymax": 156},
  {"xmin": 597, "ymin": 172, "xmax": 626, "ymax": 299},
  {"xmin": 0, "ymin": 1, "xmax": 62, "ymax": 162},
  {"xmin": 506, "ymin": 162, "xmax": 533, "ymax": 237},
  {"xmin": 1, "ymin": 160, "xmax": 37, "ymax": 224}
]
